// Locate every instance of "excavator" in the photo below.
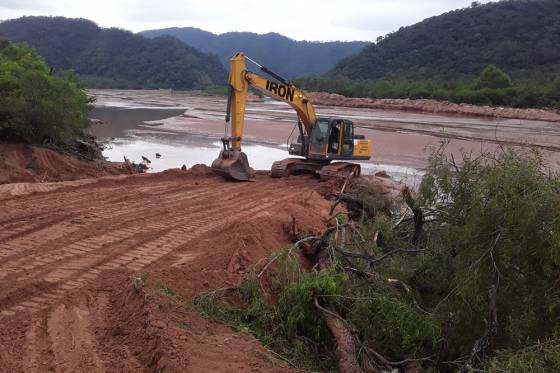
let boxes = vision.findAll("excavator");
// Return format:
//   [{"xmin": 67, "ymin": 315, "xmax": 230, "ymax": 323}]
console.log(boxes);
[{"xmin": 211, "ymin": 52, "xmax": 372, "ymax": 181}]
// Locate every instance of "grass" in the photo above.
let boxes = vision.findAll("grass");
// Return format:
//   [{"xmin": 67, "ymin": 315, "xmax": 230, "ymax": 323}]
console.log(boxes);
[{"xmin": 129, "ymin": 272, "xmax": 147, "ymax": 290}]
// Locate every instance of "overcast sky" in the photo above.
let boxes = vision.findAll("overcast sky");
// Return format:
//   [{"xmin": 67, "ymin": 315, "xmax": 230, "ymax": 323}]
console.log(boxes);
[{"xmin": 0, "ymin": 0, "xmax": 492, "ymax": 41}]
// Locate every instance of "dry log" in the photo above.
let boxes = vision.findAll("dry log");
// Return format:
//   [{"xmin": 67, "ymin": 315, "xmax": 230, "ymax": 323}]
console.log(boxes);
[{"xmin": 315, "ymin": 297, "xmax": 368, "ymax": 373}]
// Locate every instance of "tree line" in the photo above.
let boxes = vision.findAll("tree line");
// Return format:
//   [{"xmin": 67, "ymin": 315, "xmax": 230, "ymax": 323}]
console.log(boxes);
[{"xmin": 298, "ymin": 65, "xmax": 560, "ymax": 109}]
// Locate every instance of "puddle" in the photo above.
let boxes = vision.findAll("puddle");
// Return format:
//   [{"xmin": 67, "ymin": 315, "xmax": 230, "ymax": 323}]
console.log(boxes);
[{"xmin": 104, "ymin": 138, "xmax": 290, "ymax": 172}]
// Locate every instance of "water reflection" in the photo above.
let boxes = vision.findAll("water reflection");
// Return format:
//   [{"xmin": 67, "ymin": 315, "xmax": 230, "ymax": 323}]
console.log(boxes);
[
  {"xmin": 104, "ymin": 139, "xmax": 290, "ymax": 172},
  {"xmin": 104, "ymin": 137, "xmax": 423, "ymax": 185}
]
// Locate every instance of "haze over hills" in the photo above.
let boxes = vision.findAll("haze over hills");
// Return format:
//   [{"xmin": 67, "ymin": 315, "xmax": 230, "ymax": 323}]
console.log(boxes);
[
  {"xmin": 331, "ymin": 0, "xmax": 560, "ymax": 81},
  {"xmin": 0, "ymin": 16, "xmax": 226, "ymax": 90},
  {"xmin": 141, "ymin": 27, "xmax": 369, "ymax": 79}
]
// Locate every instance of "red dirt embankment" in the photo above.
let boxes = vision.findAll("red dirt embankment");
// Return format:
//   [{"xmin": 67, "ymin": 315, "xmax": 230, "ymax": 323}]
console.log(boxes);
[
  {"xmin": 309, "ymin": 92, "xmax": 560, "ymax": 123},
  {"xmin": 0, "ymin": 143, "xmax": 131, "ymax": 184},
  {"xmin": 0, "ymin": 166, "xmax": 397, "ymax": 372}
]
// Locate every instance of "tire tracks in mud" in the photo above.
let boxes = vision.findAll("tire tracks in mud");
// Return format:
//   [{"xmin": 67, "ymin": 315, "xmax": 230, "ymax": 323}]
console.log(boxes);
[
  {"xmin": 0, "ymin": 172, "xmax": 322, "ymax": 373},
  {"xmin": 0, "ymin": 177, "xmax": 300, "ymax": 319},
  {"xmin": 0, "ymin": 182, "xmax": 205, "ymax": 242}
]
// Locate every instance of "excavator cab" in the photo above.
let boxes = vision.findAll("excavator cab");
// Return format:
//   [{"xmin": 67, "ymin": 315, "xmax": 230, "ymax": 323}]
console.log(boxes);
[{"xmin": 293, "ymin": 118, "xmax": 370, "ymax": 161}]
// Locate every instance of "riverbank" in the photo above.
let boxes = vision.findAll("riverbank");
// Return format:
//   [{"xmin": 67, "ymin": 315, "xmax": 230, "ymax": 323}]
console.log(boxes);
[
  {"xmin": 309, "ymin": 92, "xmax": 560, "ymax": 123},
  {"xmin": 0, "ymin": 143, "xmax": 132, "ymax": 184}
]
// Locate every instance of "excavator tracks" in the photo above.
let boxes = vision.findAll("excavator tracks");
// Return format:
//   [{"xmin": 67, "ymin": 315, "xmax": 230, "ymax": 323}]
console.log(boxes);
[
  {"xmin": 316, "ymin": 162, "xmax": 361, "ymax": 180},
  {"xmin": 271, "ymin": 158, "xmax": 361, "ymax": 180},
  {"xmin": 271, "ymin": 158, "xmax": 306, "ymax": 178}
]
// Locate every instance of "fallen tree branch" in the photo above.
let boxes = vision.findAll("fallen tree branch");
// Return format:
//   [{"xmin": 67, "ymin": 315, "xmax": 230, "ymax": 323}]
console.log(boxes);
[
  {"xmin": 314, "ymin": 297, "xmax": 367, "ymax": 373},
  {"xmin": 402, "ymin": 187, "xmax": 424, "ymax": 244},
  {"xmin": 335, "ymin": 247, "xmax": 425, "ymax": 266},
  {"xmin": 461, "ymin": 284, "xmax": 499, "ymax": 372},
  {"xmin": 329, "ymin": 167, "xmax": 356, "ymax": 216},
  {"xmin": 257, "ymin": 236, "xmax": 320, "ymax": 278}
]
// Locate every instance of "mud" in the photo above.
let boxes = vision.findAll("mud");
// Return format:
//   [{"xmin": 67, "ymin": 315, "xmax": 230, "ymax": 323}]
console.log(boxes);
[
  {"xmin": 0, "ymin": 166, "xmax": 372, "ymax": 372},
  {"xmin": 0, "ymin": 143, "xmax": 131, "ymax": 185}
]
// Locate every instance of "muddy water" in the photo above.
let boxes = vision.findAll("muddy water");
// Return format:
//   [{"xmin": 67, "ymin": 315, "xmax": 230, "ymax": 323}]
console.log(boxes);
[
  {"xmin": 89, "ymin": 89, "xmax": 560, "ymax": 184},
  {"xmin": 90, "ymin": 106, "xmax": 422, "ymax": 184}
]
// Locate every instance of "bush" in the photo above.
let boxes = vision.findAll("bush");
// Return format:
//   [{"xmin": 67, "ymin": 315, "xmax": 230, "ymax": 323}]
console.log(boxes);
[
  {"xmin": 417, "ymin": 147, "xmax": 560, "ymax": 355},
  {"xmin": 0, "ymin": 39, "xmax": 92, "ymax": 143},
  {"xmin": 476, "ymin": 64, "xmax": 513, "ymax": 89},
  {"xmin": 488, "ymin": 339, "xmax": 560, "ymax": 372}
]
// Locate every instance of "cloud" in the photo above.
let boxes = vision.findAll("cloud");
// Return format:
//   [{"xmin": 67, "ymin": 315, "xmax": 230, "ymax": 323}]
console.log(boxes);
[
  {"xmin": 0, "ymin": 0, "xmax": 494, "ymax": 41},
  {"xmin": 0, "ymin": 0, "xmax": 51, "ymax": 11},
  {"xmin": 331, "ymin": 0, "xmax": 492, "ymax": 35},
  {"xmin": 118, "ymin": 0, "xmax": 230, "ymax": 22}
]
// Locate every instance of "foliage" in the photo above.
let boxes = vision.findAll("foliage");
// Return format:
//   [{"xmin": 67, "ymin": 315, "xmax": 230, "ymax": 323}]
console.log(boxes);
[
  {"xmin": 195, "ymin": 252, "xmax": 340, "ymax": 371},
  {"xmin": 141, "ymin": 27, "xmax": 368, "ymax": 79},
  {"xmin": 337, "ymin": 277, "xmax": 442, "ymax": 360},
  {"xmin": 488, "ymin": 339, "xmax": 560, "ymax": 372},
  {"xmin": 476, "ymin": 64, "xmax": 512, "ymax": 89},
  {"xmin": 297, "ymin": 70, "xmax": 560, "ymax": 109},
  {"xmin": 417, "ymin": 147, "xmax": 560, "ymax": 352},
  {"xmin": 0, "ymin": 16, "xmax": 226, "ymax": 90},
  {"xmin": 331, "ymin": 0, "xmax": 560, "ymax": 81},
  {"xmin": 196, "ymin": 217, "xmax": 441, "ymax": 369},
  {"xmin": 0, "ymin": 39, "xmax": 92, "ymax": 143},
  {"xmin": 203, "ymin": 85, "xmax": 229, "ymax": 96}
]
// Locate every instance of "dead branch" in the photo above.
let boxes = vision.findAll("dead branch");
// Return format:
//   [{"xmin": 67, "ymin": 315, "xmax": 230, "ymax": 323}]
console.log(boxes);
[
  {"xmin": 402, "ymin": 187, "xmax": 424, "ymax": 244},
  {"xmin": 335, "ymin": 247, "xmax": 425, "ymax": 266},
  {"xmin": 329, "ymin": 166, "xmax": 357, "ymax": 216},
  {"xmin": 461, "ymin": 285, "xmax": 499, "ymax": 372},
  {"xmin": 257, "ymin": 236, "xmax": 320, "ymax": 278},
  {"xmin": 314, "ymin": 297, "xmax": 367, "ymax": 373},
  {"xmin": 337, "ymin": 194, "xmax": 378, "ymax": 219}
]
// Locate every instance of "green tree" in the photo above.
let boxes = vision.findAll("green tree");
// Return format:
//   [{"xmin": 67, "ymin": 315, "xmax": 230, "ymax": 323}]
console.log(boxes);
[
  {"xmin": 548, "ymin": 76, "xmax": 560, "ymax": 101},
  {"xmin": 0, "ymin": 39, "xmax": 92, "ymax": 143},
  {"xmin": 476, "ymin": 64, "xmax": 512, "ymax": 89}
]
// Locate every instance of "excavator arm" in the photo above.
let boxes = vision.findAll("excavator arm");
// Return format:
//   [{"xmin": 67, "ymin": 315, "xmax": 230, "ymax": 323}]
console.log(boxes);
[{"xmin": 226, "ymin": 52, "xmax": 317, "ymax": 151}]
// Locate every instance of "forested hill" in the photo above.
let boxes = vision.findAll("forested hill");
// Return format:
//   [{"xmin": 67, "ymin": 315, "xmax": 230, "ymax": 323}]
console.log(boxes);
[
  {"xmin": 331, "ymin": 0, "xmax": 560, "ymax": 81},
  {"xmin": 141, "ymin": 27, "xmax": 368, "ymax": 78},
  {"xmin": 0, "ymin": 17, "xmax": 226, "ymax": 90}
]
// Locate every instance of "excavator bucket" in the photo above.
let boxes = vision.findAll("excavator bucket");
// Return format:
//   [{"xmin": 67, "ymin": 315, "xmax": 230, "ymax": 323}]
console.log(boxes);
[{"xmin": 211, "ymin": 150, "xmax": 253, "ymax": 181}]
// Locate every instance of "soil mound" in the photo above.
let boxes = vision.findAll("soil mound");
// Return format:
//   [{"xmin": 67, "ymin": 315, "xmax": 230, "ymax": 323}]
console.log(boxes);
[
  {"xmin": 309, "ymin": 92, "xmax": 560, "ymax": 123},
  {"xmin": 0, "ymin": 143, "xmax": 131, "ymax": 184}
]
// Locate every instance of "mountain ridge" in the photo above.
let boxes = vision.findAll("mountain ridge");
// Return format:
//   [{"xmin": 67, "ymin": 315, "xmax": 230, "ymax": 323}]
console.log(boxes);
[
  {"xmin": 141, "ymin": 27, "xmax": 369, "ymax": 78},
  {"xmin": 0, "ymin": 16, "xmax": 226, "ymax": 90},
  {"xmin": 330, "ymin": 0, "xmax": 560, "ymax": 81}
]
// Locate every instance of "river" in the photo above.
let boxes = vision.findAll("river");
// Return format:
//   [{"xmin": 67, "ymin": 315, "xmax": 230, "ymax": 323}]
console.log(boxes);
[{"xmin": 89, "ymin": 89, "xmax": 560, "ymax": 186}]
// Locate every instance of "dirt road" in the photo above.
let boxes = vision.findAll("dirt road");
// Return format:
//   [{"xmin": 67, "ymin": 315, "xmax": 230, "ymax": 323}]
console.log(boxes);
[{"xmin": 0, "ymin": 167, "xmax": 338, "ymax": 372}]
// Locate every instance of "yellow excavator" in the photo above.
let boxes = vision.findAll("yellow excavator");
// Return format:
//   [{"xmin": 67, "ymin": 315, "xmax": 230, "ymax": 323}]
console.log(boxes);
[{"xmin": 211, "ymin": 52, "xmax": 372, "ymax": 181}]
